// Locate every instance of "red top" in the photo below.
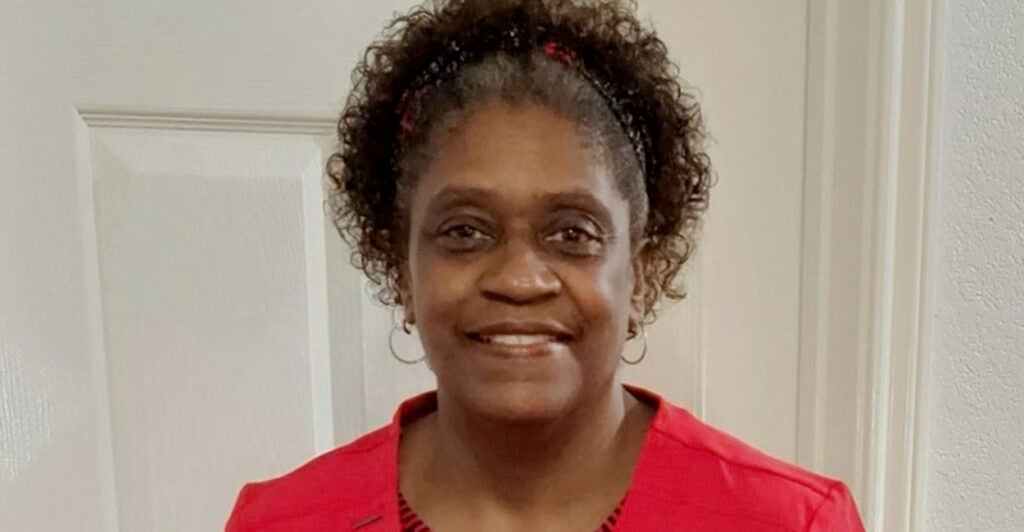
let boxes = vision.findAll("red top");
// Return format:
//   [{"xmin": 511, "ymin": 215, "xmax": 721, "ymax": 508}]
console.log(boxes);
[{"xmin": 226, "ymin": 385, "xmax": 865, "ymax": 531}]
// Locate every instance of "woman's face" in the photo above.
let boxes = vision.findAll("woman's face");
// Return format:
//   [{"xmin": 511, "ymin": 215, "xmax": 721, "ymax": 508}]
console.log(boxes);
[{"xmin": 403, "ymin": 100, "xmax": 639, "ymax": 423}]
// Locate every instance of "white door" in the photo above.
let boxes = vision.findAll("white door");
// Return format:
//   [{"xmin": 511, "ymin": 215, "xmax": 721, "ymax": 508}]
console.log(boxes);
[{"xmin": 0, "ymin": 1, "xmax": 814, "ymax": 530}]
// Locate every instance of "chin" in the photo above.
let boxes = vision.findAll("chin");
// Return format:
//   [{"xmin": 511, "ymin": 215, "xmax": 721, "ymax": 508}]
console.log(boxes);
[{"xmin": 461, "ymin": 378, "xmax": 581, "ymax": 426}]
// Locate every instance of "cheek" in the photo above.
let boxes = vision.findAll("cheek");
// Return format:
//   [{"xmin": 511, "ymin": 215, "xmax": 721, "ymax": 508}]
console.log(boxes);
[
  {"xmin": 569, "ymin": 255, "xmax": 634, "ymax": 331},
  {"xmin": 408, "ymin": 244, "xmax": 474, "ymax": 325}
]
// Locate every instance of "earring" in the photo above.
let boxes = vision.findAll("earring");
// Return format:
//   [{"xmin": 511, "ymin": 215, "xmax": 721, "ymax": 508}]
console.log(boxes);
[
  {"xmin": 389, "ymin": 318, "xmax": 425, "ymax": 364},
  {"xmin": 622, "ymin": 322, "xmax": 647, "ymax": 365}
]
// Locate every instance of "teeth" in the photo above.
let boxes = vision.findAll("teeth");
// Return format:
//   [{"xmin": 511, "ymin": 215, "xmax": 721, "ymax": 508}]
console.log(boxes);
[{"xmin": 481, "ymin": 334, "xmax": 557, "ymax": 345}]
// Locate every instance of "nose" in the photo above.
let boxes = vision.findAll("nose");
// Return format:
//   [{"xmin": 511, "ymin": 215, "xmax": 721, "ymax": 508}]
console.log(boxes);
[{"xmin": 478, "ymin": 237, "xmax": 562, "ymax": 305}]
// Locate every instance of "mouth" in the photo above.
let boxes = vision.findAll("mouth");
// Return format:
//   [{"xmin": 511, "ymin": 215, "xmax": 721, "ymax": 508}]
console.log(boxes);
[
  {"xmin": 463, "ymin": 322, "xmax": 574, "ymax": 355},
  {"xmin": 465, "ymin": 332, "xmax": 571, "ymax": 346}
]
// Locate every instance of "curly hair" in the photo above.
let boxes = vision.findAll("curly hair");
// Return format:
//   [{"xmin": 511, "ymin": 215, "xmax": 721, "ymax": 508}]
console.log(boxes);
[{"xmin": 325, "ymin": 0, "xmax": 711, "ymax": 324}]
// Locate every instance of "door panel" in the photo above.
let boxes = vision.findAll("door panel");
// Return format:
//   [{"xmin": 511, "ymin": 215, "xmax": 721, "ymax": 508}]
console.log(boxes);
[{"xmin": 87, "ymin": 124, "xmax": 323, "ymax": 530}]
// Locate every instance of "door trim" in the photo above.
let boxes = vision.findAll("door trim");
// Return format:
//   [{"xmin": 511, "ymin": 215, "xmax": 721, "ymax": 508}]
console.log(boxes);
[
  {"xmin": 78, "ymin": 107, "xmax": 335, "ymax": 135},
  {"xmin": 797, "ymin": 0, "xmax": 944, "ymax": 530}
]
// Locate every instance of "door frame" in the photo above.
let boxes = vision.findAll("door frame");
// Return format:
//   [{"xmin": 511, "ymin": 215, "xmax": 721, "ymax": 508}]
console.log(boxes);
[{"xmin": 797, "ymin": 0, "xmax": 945, "ymax": 530}]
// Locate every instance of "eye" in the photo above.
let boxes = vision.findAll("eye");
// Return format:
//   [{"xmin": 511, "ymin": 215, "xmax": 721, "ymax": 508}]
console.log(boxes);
[
  {"xmin": 550, "ymin": 226, "xmax": 594, "ymax": 243},
  {"xmin": 545, "ymin": 221, "xmax": 606, "ymax": 257},
  {"xmin": 436, "ymin": 222, "xmax": 493, "ymax": 252},
  {"xmin": 446, "ymin": 224, "xmax": 485, "ymax": 240}
]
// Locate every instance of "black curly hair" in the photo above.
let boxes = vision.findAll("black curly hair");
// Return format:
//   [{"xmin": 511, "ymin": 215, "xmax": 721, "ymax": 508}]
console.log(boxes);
[{"xmin": 325, "ymin": 0, "xmax": 711, "ymax": 324}]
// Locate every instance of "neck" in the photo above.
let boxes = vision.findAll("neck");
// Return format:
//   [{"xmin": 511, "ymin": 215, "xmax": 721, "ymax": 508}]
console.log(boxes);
[{"xmin": 420, "ymin": 381, "xmax": 640, "ymax": 510}]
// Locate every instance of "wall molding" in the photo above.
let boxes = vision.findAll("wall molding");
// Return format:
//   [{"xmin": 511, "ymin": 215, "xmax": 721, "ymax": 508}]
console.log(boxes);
[
  {"xmin": 868, "ymin": 1, "xmax": 945, "ymax": 529},
  {"xmin": 798, "ymin": 0, "xmax": 944, "ymax": 530},
  {"xmin": 73, "ymin": 109, "xmax": 122, "ymax": 532},
  {"xmin": 78, "ymin": 107, "xmax": 336, "ymax": 135}
]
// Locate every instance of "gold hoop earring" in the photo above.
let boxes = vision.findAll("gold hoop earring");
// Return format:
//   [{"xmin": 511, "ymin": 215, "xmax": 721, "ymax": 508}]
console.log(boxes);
[
  {"xmin": 622, "ymin": 323, "xmax": 647, "ymax": 365},
  {"xmin": 389, "ymin": 319, "xmax": 425, "ymax": 365}
]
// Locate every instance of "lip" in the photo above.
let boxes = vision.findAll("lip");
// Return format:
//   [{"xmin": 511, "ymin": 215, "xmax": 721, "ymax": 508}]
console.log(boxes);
[
  {"xmin": 465, "ymin": 321, "xmax": 575, "ymax": 341},
  {"xmin": 463, "ymin": 321, "xmax": 574, "ymax": 357}
]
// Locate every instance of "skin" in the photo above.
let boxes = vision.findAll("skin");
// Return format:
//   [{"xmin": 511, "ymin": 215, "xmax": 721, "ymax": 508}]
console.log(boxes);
[{"xmin": 397, "ymin": 99, "xmax": 655, "ymax": 531}]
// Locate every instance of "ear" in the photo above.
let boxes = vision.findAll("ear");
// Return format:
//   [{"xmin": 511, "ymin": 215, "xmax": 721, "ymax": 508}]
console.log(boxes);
[
  {"xmin": 396, "ymin": 264, "xmax": 416, "ymax": 325},
  {"xmin": 628, "ymin": 241, "xmax": 648, "ymax": 326}
]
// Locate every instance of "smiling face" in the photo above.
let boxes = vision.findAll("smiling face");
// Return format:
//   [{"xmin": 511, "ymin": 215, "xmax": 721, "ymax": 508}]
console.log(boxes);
[{"xmin": 402, "ymin": 99, "xmax": 640, "ymax": 424}]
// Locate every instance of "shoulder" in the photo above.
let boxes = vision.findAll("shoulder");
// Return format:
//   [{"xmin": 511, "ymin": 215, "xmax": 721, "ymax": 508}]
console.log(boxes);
[
  {"xmin": 628, "ymin": 390, "xmax": 864, "ymax": 531},
  {"xmin": 225, "ymin": 425, "xmax": 395, "ymax": 531}
]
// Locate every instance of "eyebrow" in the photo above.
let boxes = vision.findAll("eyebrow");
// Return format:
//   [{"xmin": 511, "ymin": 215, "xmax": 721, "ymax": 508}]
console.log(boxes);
[
  {"xmin": 424, "ymin": 186, "xmax": 500, "ymax": 213},
  {"xmin": 539, "ymin": 191, "xmax": 615, "ymax": 224},
  {"xmin": 424, "ymin": 185, "xmax": 616, "ymax": 225}
]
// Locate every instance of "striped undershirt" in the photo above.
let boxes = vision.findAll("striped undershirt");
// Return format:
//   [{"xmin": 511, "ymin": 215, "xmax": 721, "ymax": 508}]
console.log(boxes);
[{"xmin": 398, "ymin": 491, "xmax": 626, "ymax": 532}]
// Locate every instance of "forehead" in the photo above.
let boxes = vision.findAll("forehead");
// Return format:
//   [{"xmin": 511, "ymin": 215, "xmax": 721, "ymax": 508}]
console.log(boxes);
[{"xmin": 414, "ymin": 100, "xmax": 621, "ymax": 208}]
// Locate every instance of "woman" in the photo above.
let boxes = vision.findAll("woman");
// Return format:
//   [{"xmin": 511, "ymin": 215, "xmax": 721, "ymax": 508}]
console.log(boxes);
[{"xmin": 227, "ymin": 0, "xmax": 864, "ymax": 530}]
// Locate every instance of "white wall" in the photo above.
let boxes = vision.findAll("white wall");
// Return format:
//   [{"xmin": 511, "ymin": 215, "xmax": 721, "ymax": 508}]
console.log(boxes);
[{"xmin": 925, "ymin": 0, "xmax": 1024, "ymax": 529}]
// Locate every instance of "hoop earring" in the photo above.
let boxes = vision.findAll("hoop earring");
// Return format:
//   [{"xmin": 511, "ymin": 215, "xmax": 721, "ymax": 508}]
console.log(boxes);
[
  {"xmin": 621, "ymin": 323, "xmax": 647, "ymax": 365},
  {"xmin": 389, "ymin": 319, "xmax": 425, "ymax": 365}
]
